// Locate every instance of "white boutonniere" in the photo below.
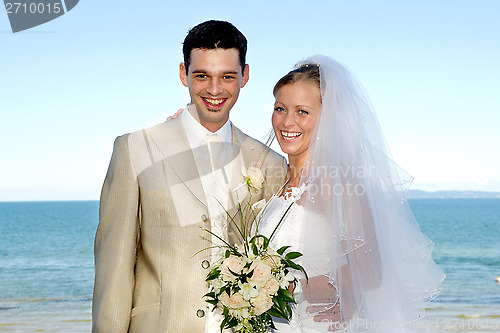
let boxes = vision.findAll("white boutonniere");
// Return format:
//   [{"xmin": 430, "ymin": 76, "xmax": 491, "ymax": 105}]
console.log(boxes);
[{"xmin": 241, "ymin": 166, "xmax": 265, "ymax": 192}]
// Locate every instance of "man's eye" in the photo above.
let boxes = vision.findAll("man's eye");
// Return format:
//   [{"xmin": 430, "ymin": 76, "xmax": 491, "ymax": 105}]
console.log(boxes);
[
  {"xmin": 195, "ymin": 74, "xmax": 207, "ymax": 79},
  {"xmin": 223, "ymin": 75, "xmax": 236, "ymax": 80}
]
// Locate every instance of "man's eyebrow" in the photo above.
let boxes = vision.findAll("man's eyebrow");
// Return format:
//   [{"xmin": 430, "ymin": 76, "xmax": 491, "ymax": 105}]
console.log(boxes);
[{"xmin": 190, "ymin": 70, "xmax": 239, "ymax": 75}]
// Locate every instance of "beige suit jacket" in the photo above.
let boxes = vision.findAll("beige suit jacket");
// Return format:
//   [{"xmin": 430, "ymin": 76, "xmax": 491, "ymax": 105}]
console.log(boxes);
[{"xmin": 92, "ymin": 116, "xmax": 286, "ymax": 332}]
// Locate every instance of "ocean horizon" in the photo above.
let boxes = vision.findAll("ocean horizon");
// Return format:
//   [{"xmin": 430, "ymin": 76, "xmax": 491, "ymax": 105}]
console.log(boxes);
[{"xmin": 0, "ymin": 198, "xmax": 499, "ymax": 332}]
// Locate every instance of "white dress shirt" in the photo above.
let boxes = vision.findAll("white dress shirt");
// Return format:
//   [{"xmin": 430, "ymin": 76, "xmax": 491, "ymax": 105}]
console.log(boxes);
[{"xmin": 181, "ymin": 104, "xmax": 235, "ymax": 333}]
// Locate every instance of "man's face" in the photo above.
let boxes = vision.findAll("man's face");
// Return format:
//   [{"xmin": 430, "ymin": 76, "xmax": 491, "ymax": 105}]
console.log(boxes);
[{"xmin": 180, "ymin": 48, "xmax": 249, "ymax": 132}]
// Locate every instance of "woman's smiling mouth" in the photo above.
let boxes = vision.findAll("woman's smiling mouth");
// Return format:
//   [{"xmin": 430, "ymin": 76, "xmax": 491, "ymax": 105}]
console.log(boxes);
[{"xmin": 280, "ymin": 130, "xmax": 302, "ymax": 142}]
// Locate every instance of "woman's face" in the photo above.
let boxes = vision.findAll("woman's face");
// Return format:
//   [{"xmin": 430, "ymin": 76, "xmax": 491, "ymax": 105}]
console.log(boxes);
[{"xmin": 272, "ymin": 80, "xmax": 321, "ymax": 164}]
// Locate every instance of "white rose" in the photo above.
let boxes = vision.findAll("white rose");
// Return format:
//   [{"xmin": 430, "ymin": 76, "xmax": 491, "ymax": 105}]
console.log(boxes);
[
  {"xmin": 251, "ymin": 288, "xmax": 274, "ymax": 315},
  {"xmin": 263, "ymin": 277, "xmax": 280, "ymax": 295},
  {"xmin": 220, "ymin": 256, "xmax": 245, "ymax": 282},
  {"xmin": 220, "ymin": 291, "xmax": 249, "ymax": 310},
  {"xmin": 262, "ymin": 252, "xmax": 282, "ymax": 269},
  {"xmin": 242, "ymin": 166, "xmax": 265, "ymax": 190},
  {"xmin": 248, "ymin": 258, "xmax": 272, "ymax": 287}
]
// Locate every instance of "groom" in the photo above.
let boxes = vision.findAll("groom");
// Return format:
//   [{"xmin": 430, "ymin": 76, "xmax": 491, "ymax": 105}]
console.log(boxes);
[{"xmin": 92, "ymin": 20, "xmax": 286, "ymax": 332}]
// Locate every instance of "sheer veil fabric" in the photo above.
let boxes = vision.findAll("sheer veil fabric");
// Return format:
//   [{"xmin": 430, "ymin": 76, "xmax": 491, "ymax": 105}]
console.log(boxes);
[{"xmin": 289, "ymin": 55, "xmax": 444, "ymax": 332}]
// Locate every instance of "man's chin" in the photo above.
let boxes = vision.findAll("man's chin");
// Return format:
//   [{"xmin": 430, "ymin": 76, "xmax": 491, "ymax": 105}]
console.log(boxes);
[{"xmin": 206, "ymin": 108, "xmax": 222, "ymax": 113}]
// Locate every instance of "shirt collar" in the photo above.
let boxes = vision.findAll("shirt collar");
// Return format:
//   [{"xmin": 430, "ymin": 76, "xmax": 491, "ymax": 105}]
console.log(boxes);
[{"xmin": 181, "ymin": 103, "xmax": 232, "ymax": 148}]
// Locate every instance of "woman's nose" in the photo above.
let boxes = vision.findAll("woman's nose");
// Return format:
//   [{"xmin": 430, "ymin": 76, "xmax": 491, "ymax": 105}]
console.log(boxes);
[{"xmin": 282, "ymin": 112, "xmax": 295, "ymax": 127}]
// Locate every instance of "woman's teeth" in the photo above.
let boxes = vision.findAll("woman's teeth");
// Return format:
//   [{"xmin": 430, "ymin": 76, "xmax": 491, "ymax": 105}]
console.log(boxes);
[{"xmin": 281, "ymin": 131, "xmax": 301, "ymax": 139}]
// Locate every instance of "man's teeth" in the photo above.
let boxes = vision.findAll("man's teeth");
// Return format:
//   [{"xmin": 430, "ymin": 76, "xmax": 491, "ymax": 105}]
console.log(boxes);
[
  {"xmin": 204, "ymin": 98, "xmax": 224, "ymax": 106},
  {"xmin": 281, "ymin": 131, "xmax": 301, "ymax": 139}
]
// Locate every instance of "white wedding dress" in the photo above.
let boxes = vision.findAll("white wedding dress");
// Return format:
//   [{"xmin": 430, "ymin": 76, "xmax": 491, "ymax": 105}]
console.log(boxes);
[
  {"xmin": 255, "ymin": 186, "xmax": 344, "ymax": 333},
  {"xmin": 255, "ymin": 187, "xmax": 310, "ymax": 333}
]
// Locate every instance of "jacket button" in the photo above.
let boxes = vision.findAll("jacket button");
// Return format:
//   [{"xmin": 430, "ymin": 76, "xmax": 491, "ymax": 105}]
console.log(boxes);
[
  {"xmin": 201, "ymin": 260, "xmax": 210, "ymax": 269},
  {"xmin": 201, "ymin": 214, "xmax": 209, "ymax": 222},
  {"xmin": 196, "ymin": 309, "xmax": 205, "ymax": 318}
]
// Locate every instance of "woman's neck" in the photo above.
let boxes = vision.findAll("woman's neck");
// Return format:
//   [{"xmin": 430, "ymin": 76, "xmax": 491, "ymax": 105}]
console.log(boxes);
[{"xmin": 287, "ymin": 155, "xmax": 306, "ymax": 188}]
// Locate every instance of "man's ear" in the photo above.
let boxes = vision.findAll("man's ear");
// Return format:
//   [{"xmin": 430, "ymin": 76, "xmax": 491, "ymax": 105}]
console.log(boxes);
[
  {"xmin": 241, "ymin": 64, "xmax": 249, "ymax": 88},
  {"xmin": 179, "ymin": 63, "xmax": 188, "ymax": 87}
]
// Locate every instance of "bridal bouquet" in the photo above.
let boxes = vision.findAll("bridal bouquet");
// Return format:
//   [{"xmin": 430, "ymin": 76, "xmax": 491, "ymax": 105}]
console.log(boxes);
[{"xmin": 202, "ymin": 167, "xmax": 307, "ymax": 332}]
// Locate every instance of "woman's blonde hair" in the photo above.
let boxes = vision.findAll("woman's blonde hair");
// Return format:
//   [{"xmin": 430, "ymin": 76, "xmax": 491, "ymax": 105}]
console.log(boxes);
[{"xmin": 273, "ymin": 63, "xmax": 320, "ymax": 96}]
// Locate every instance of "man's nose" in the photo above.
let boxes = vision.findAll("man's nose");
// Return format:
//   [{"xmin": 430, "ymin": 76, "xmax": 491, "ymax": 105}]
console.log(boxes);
[{"xmin": 207, "ymin": 78, "xmax": 223, "ymax": 95}]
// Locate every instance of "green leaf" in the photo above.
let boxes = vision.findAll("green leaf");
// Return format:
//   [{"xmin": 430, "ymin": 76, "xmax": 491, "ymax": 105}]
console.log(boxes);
[
  {"xmin": 277, "ymin": 245, "xmax": 291, "ymax": 255},
  {"xmin": 217, "ymin": 285, "xmax": 228, "ymax": 297},
  {"xmin": 285, "ymin": 251, "xmax": 303, "ymax": 260},
  {"xmin": 205, "ymin": 299, "xmax": 218, "ymax": 306},
  {"xmin": 262, "ymin": 236, "xmax": 270, "ymax": 249},
  {"xmin": 284, "ymin": 259, "xmax": 301, "ymax": 271},
  {"xmin": 297, "ymin": 264, "xmax": 309, "ymax": 281},
  {"xmin": 285, "ymin": 304, "xmax": 293, "ymax": 320},
  {"xmin": 276, "ymin": 293, "xmax": 285, "ymax": 311},
  {"xmin": 227, "ymin": 317, "xmax": 239, "ymax": 328},
  {"xmin": 267, "ymin": 306, "xmax": 285, "ymax": 319},
  {"xmin": 220, "ymin": 317, "xmax": 229, "ymax": 332},
  {"xmin": 205, "ymin": 269, "xmax": 220, "ymax": 281},
  {"xmin": 228, "ymin": 267, "xmax": 241, "ymax": 277},
  {"xmin": 278, "ymin": 288, "xmax": 296, "ymax": 303}
]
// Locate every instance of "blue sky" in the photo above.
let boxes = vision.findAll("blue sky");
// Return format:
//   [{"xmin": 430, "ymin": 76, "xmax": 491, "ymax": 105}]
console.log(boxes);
[{"xmin": 1, "ymin": 0, "xmax": 499, "ymax": 201}]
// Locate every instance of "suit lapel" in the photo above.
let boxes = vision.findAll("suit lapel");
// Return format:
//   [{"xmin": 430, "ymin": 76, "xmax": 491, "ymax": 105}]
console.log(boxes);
[
  {"xmin": 149, "ymin": 117, "xmax": 207, "ymax": 207},
  {"xmin": 228, "ymin": 125, "xmax": 265, "ymax": 207}
]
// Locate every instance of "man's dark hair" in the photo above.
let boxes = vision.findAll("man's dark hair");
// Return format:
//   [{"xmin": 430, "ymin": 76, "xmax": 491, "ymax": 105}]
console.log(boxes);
[{"xmin": 182, "ymin": 20, "xmax": 247, "ymax": 74}]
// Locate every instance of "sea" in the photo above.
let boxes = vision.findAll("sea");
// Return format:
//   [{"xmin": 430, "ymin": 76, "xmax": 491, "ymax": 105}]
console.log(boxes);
[{"xmin": 0, "ymin": 199, "xmax": 499, "ymax": 332}]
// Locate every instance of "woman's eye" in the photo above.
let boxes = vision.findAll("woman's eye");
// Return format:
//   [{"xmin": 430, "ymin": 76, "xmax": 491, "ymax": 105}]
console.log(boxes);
[
  {"xmin": 298, "ymin": 110, "xmax": 309, "ymax": 115},
  {"xmin": 274, "ymin": 107, "xmax": 285, "ymax": 112}
]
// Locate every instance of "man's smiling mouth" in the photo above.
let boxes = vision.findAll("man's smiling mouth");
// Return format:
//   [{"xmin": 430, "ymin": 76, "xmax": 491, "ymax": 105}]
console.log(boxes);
[{"xmin": 202, "ymin": 97, "xmax": 227, "ymax": 110}]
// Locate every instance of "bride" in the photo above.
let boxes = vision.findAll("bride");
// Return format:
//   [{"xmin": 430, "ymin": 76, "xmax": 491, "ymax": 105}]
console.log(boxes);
[{"xmin": 255, "ymin": 55, "xmax": 444, "ymax": 332}]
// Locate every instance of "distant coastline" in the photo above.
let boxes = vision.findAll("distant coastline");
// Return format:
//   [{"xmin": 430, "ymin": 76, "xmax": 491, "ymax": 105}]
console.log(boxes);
[
  {"xmin": 407, "ymin": 190, "xmax": 500, "ymax": 199},
  {"xmin": 2, "ymin": 190, "xmax": 500, "ymax": 202}
]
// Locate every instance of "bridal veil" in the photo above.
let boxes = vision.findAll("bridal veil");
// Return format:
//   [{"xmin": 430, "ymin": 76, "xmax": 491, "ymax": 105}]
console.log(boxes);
[{"xmin": 291, "ymin": 55, "xmax": 444, "ymax": 332}]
